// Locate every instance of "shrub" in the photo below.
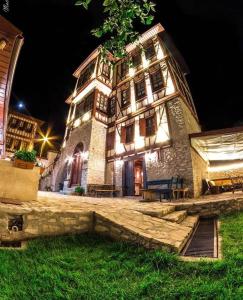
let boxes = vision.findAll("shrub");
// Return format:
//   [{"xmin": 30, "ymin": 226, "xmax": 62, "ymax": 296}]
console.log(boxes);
[
  {"xmin": 75, "ymin": 186, "xmax": 85, "ymax": 196},
  {"xmin": 14, "ymin": 150, "xmax": 37, "ymax": 162}
]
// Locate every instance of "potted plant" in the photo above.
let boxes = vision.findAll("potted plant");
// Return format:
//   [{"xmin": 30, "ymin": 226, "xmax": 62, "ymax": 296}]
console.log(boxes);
[
  {"xmin": 74, "ymin": 186, "xmax": 85, "ymax": 196},
  {"xmin": 13, "ymin": 150, "xmax": 37, "ymax": 170}
]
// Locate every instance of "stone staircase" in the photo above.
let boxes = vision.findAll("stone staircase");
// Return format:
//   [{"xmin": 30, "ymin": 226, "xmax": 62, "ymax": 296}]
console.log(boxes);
[{"xmin": 94, "ymin": 205, "xmax": 199, "ymax": 253}]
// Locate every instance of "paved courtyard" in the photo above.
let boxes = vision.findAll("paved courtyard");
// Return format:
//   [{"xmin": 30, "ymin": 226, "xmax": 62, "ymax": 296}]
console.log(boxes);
[{"xmin": 0, "ymin": 191, "xmax": 243, "ymax": 252}]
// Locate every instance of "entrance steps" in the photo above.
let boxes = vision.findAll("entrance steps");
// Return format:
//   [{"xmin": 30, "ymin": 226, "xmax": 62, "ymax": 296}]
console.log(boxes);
[{"xmin": 161, "ymin": 210, "xmax": 187, "ymax": 223}]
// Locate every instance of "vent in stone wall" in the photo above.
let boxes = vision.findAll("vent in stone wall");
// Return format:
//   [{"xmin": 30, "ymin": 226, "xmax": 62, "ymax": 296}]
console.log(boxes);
[{"xmin": 8, "ymin": 215, "xmax": 23, "ymax": 231}]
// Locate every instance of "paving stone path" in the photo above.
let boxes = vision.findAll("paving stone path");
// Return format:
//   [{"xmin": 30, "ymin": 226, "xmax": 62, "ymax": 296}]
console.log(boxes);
[{"xmin": 2, "ymin": 191, "xmax": 241, "ymax": 252}]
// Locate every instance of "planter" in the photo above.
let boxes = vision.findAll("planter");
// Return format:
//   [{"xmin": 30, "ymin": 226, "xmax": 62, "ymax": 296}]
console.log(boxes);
[{"xmin": 13, "ymin": 159, "xmax": 35, "ymax": 170}]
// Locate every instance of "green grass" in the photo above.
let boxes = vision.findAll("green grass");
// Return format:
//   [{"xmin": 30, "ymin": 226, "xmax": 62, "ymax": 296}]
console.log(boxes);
[{"xmin": 0, "ymin": 213, "xmax": 243, "ymax": 300}]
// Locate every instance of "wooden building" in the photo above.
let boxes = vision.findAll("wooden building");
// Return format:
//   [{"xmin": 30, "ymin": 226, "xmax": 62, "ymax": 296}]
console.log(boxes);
[
  {"xmin": 6, "ymin": 109, "xmax": 44, "ymax": 156},
  {"xmin": 51, "ymin": 24, "xmax": 207, "ymax": 197},
  {"xmin": 0, "ymin": 16, "xmax": 24, "ymax": 157}
]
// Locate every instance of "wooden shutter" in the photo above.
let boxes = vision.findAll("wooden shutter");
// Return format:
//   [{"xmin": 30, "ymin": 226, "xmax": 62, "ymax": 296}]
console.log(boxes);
[
  {"xmin": 153, "ymin": 114, "xmax": 157, "ymax": 132},
  {"xmin": 120, "ymin": 126, "xmax": 126, "ymax": 143},
  {"xmin": 139, "ymin": 118, "xmax": 146, "ymax": 136}
]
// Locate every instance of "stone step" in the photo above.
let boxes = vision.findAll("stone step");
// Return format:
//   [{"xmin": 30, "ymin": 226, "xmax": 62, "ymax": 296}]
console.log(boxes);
[
  {"xmin": 135, "ymin": 205, "xmax": 175, "ymax": 218},
  {"xmin": 95, "ymin": 209, "xmax": 193, "ymax": 253},
  {"xmin": 180, "ymin": 215, "xmax": 199, "ymax": 229},
  {"xmin": 161, "ymin": 210, "xmax": 187, "ymax": 223}
]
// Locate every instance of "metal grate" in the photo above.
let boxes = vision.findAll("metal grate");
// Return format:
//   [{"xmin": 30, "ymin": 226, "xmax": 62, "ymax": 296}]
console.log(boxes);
[{"xmin": 182, "ymin": 218, "xmax": 218, "ymax": 258}]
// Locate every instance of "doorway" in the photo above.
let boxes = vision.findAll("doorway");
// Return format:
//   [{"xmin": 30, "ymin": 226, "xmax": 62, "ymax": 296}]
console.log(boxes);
[
  {"xmin": 70, "ymin": 143, "xmax": 83, "ymax": 187},
  {"xmin": 123, "ymin": 157, "xmax": 145, "ymax": 196}
]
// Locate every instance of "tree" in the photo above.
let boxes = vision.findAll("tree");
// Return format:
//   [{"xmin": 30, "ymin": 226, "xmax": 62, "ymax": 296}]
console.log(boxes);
[{"xmin": 75, "ymin": 0, "xmax": 156, "ymax": 60}]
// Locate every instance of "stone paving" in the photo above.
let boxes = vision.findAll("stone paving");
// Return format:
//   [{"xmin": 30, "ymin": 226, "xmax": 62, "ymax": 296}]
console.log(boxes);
[{"xmin": 0, "ymin": 191, "xmax": 243, "ymax": 252}]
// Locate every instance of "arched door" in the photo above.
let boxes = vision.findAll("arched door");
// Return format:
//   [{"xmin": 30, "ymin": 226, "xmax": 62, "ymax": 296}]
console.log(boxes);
[{"xmin": 70, "ymin": 143, "xmax": 84, "ymax": 187}]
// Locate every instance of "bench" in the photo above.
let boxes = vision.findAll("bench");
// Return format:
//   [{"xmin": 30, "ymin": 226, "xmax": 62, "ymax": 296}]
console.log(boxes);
[
  {"xmin": 141, "ymin": 177, "xmax": 183, "ymax": 201},
  {"xmin": 95, "ymin": 189, "xmax": 120, "ymax": 197}
]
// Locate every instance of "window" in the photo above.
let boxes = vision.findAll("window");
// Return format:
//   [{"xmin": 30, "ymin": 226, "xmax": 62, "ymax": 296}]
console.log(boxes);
[
  {"xmin": 6, "ymin": 137, "xmax": 12, "ymax": 148},
  {"xmin": 18, "ymin": 120, "xmax": 24, "ymax": 130},
  {"xmin": 108, "ymin": 96, "xmax": 116, "ymax": 117},
  {"xmin": 132, "ymin": 52, "xmax": 142, "ymax": 67},
  {"xmin": 97, "ymin": 94, "xmax": 108, "ymax": 113},
  {"xmin": 121, "ymin": 88, "xmax": 130, "ymax": 108},
  {"xmin": 106, "ymin": 132, "xmax": 115, "ymax": 150},
  {"xmin": 9, "ymin": 118, "xmax": 17, "ymax": 128},
  {"xmin": 12, "ymin": 139, "xmax": 21, "ymax": 151},
  {"xmin": 75, "ymin": 92, "xmax": 94, "ymax": 119},
  {"xmin": 150, "ymin": 69, "xmax": 164, "ymax": 92},
  {"xmin": 77, "ymin": 60, "xmax": 96, "ymax": 88},
  {"xmin": 145, "ymin": 116, "xmax": 157, "ymax": 136},
  {"xmin": 135, "ymin": 79, "xmax": 146, "ymax": 101},
  {"xmin": 121, "ymin": 61, "xmax": 128, "ymax": 78},
  {"xmin": 21, "ymin": 141, "xmax": 28, "ymax": 150},
  {"xmin": 125, "ymin": 124, "xmax": 134, "ymax": 144},
  {"xmin": 145, "ymin": 42, "xmax": 156, "ymax": 60},
  {"xmin": 102, "ymin": 63, "xmax": 110, "ymax": 78},
  {"xmin": 25, "ymin": 123, "xmax": 33, "ymax": 133}
]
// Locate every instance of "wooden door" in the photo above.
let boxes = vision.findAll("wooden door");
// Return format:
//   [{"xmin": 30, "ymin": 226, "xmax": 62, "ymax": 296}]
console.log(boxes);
[
  {"xmin": 70, "ymin": 154, "xmax": 82, "ymax": 186},
  {"xmin": 123, "ymin": 160, "xmax": 134, "ymax": 196}
]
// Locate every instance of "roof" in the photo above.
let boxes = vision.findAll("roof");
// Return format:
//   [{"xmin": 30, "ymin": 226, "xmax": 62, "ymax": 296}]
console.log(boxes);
[
  {"xmin": 190, "ymin": 126, "xmax": 243, "ymax": 161},
  {"xmin": 9, "ymin": 109, "xmax": 45, "ymax": 127},
  {"xmin": 0, "ymin": 15, "xmax": 22, "ymax": 36}
]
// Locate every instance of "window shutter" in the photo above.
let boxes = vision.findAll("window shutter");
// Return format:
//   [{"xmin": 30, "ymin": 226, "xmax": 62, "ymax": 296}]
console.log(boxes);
[
  {"xmin": 153, "ymin": 114, "xmax": 158, "ymax": 132},
  {"xmin": 139, "ymin": 118, "xmax": 146, "ymax": 136},
  {"xmin": 121, "ymin": 126, "xmax": 126, "ymax": 143}
]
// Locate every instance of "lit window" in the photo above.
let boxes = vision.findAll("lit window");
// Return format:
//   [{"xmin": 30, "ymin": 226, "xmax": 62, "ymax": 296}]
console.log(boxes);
[
  {"xmin": 77, "ymin": 60, "xmax": 96, "ymax": 88},
  {"xmin": 75, "ymin": 92, "xmax": 94, "ymax": 119},
  {"xmin": 135, "ymin": 79, "xmax": 146, "ymax": 101},
  {"xmin": 121, "ymin": 61, "xmax": 128, "ymax": 78},
  {"xmin": 121, "ymin": 88, "xmax": 130, "ymax": 108},
  {"xmin": 97, "ymin": 94, "xmax": 108, "ymax": 113},
  {"xmin": 108, "ymin": 97, "xmax": 116, "ymax": 117}
]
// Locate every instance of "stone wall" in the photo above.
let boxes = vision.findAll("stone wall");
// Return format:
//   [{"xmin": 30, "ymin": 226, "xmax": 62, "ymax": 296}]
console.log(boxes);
[
  {"xmin": 87, "ymin": 119, "xmax": 107, "ymax": 185},
  {"xmin": 51, "ymin": 120, "xmax": 92, "ymax": 191},
  {"xmin": 191, "ymin": 148, "xmax": 209, "ymax": 197},
  {"xmin": 0, "ymin": 206, "xmax": 93, "ymax": 242},
  {"xmin": 175, "ymin": 198, "xmax": 243, "ymax": 217},
  {"xmin": 146, "ymin": 98, "xmax": 198, "ymax": 194}
]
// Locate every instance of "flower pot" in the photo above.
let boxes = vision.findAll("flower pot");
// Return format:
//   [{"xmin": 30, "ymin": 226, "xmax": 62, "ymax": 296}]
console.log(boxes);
[{"xmin": 13, "ymin": 159, "xmax": 35, "ymax": 170}]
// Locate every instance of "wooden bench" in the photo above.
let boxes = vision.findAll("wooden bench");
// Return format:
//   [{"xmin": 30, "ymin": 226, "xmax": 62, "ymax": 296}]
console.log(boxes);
[
  {"xmin": 95, "ymin": 189, "xmax": 120, "ymax": 197},
  {"xmin": 141, "ymin": 178, "xmax": 175, "ymax": 202}
]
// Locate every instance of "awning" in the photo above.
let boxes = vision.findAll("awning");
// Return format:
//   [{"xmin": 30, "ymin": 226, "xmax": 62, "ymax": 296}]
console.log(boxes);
[{"xmin": 190, "ymin": 126, "xmax": 243, "ymax": 162}]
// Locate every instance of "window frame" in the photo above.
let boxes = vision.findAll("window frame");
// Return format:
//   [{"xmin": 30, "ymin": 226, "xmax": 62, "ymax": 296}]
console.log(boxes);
[
  {"xmin": 150, "ymin": 68, "xmax": 164, "ymax": 93},
  {"xmin": 145, "ymin": 42, "xmax": 156, "ymax": 60},
  {"xmin": 102, "ymin": 63, "xmax": 110, "ymax": 79},
  {"xmin": 145, "ymin": 115, "xmax": 157, "ymax": 137},
  {"xmin": 121, "ymin": 88, "xmax": 130, "ymax": 108},
  {"xmin": 135, "ymin": 78, "xmax": 146, "ymax": 101},
  {"xmin": 125, "ymin": 124, "xmax": 134, "ymax": 144}
]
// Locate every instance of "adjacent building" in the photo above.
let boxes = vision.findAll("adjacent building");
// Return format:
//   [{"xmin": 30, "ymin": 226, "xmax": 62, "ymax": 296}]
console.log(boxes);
[
  {"xmin": 0, "ymin": 16, "xmax": 24, "ymax": 157},
  {"xmin": 6, "ymin": 109, "xmax": 44, "ymax": 156},
  {"xmin": 51, "ymin": 24, "xmax": 208, "ymax": 197}
]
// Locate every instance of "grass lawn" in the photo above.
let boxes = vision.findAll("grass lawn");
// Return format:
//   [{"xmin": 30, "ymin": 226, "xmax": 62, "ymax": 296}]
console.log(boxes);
[{"xmin": 0, "ymin": 213, "xmax": 242, "ymax": 300}]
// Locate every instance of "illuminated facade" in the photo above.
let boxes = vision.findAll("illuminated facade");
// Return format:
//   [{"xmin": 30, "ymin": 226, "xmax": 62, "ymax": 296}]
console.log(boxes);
[
  {"xmin": 6, "ymin": 109, "xmax": 44, "ymax": 156},
  {"xmin": 0, "ymin": 16, "xmax": 24, "ymax": 157},
  {"xmin": 52, "ymin": 24, "xmax": 206, "ymax": 197}
]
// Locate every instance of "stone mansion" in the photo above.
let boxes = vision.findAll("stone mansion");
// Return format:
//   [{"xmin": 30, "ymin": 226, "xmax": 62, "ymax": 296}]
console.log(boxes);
[{"xmin": 50, "ymin": 23, "xmax": 208, "ymax": 197}]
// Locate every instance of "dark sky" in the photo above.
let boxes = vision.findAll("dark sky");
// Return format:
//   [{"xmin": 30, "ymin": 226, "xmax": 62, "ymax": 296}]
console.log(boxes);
[{"xmin": 2, "ymin": 0, "xmax": 243, "ymax": 137}]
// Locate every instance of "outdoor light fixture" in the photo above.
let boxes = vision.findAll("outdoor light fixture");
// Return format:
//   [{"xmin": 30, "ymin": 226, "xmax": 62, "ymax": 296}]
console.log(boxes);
[{"xmin": 0, "ymin": 38, "xmax": 8, "ymax": 50}]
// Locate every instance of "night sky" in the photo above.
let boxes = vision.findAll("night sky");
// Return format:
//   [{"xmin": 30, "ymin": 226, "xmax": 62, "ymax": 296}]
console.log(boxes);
[{"xmin": 2, "ymin": 0, "xmax": 243, "ymax": 139}]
